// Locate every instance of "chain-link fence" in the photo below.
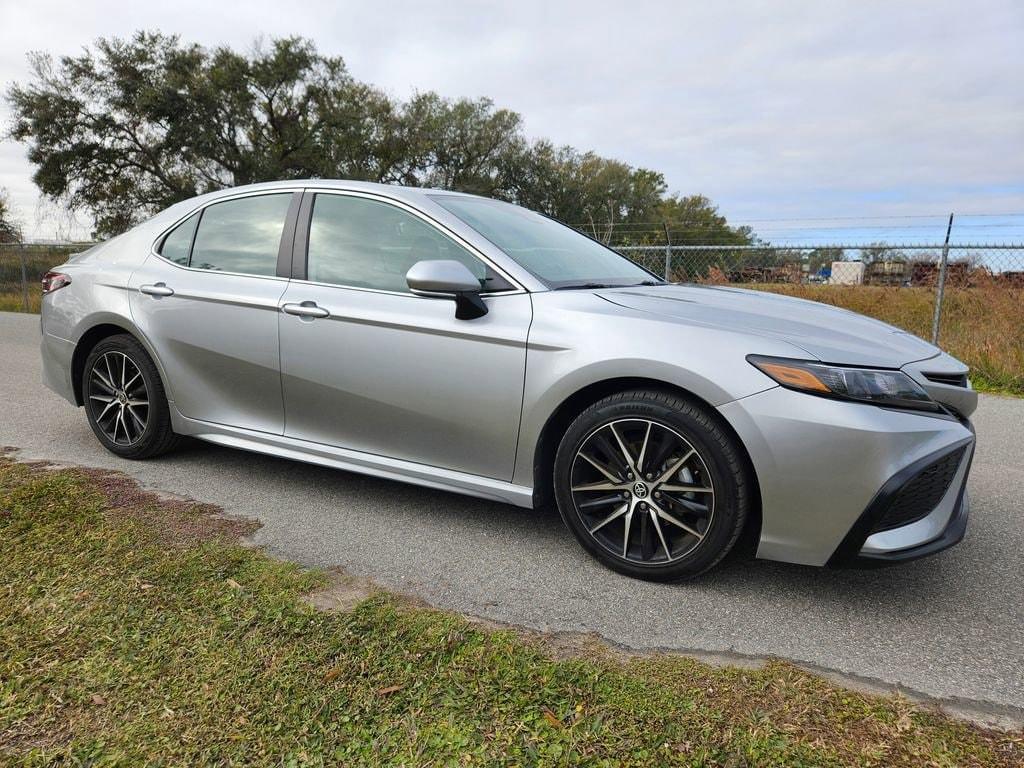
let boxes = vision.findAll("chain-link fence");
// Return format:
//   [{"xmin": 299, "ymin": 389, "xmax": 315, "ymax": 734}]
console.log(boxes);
[
  {"xmin": 622, "ymin": 243, "xmax": 1023, "ymax": 329},
  {"xmin": 622, "ymin": 242, "xmax": 1024, "ymax": 284},
  {"xmin": 620, "ymin": 243, "xmax": 1024, "ymax": 287},
  {"xmin": 3, "ymin": 239, "xmax": 1023, "ymax": 394},
  {"xmin": 0, "ymin": 243, "xmax": 92, "ymax": 313}
]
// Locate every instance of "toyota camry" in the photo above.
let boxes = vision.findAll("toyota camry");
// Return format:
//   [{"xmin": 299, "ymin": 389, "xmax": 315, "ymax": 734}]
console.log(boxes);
[{"xmin": 39, "ymin": 181, "xmax": 977, "ymax": 580}]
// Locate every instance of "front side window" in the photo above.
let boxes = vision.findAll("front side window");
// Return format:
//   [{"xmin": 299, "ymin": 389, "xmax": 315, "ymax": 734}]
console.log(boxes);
[
  {"xmin": 431, "ymin": 195, "xmax": 659, "ymax": 289},
  {"xmin": 306, "ymin": 194, "xmax": 509, "ymax": 293},
  {"xmin": 188, "ymin": 194, "xmax": 292, "ymax": 276}
]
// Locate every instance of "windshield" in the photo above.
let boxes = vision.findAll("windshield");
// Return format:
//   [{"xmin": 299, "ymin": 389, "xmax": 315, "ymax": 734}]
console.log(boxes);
[{"xmin": 430, "ymin": 195, "xmax": 661, "ymax": 289}]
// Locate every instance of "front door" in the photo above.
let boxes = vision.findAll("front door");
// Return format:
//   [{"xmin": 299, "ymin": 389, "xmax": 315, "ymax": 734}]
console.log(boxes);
[
  {"xmin": 277, "ymin": 191, "xmax": 531, "ymax": 480},
  {"xmin": 129, "ymin": 191, "xmax": 297, "ymax": 434}
]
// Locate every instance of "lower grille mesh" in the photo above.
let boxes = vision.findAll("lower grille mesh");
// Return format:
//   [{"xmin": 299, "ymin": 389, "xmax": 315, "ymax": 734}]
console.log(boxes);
[{"xmin": 871, "ymin": 447, "xmax": 966, "ymax": 533}]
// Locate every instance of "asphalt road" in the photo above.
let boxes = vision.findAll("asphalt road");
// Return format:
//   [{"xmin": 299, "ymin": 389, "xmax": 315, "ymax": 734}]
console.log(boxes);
[{"xmin": 2, "ymin": 311, "xmax": 1022, "ymax": 719}]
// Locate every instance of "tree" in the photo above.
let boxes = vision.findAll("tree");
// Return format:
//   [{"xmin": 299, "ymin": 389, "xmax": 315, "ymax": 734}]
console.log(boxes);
[
  {"xmin": 0, "ymin": 187, "xmax": 21, "ymax": 243},
  {"xmin": 657, "ymin": 194, "xmax": 753, "ymax": 247},
  {"xmin": 7, "ymin": 33, "xmax": 398, "ymax": 236},
  {"xmin": 386, "ymin": 93, "xmax": 524, "ymax": 196},
  {"xmin": 7, "ymin": 32, "xmax": 744, "ymax": 244},
  {"xmin": 500, "ymin": 141, "xmax": 667, "ymax": 242}
]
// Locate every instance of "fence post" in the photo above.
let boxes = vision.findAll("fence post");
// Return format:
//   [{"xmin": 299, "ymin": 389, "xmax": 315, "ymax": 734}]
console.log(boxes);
[
  {"xmin": 19, "ymin": 243, "xmax": 29, "ymax": 313},
  {"xmin": 663, "ymin": 222, "xmax": 672, "ymax": 281},
  {"xmin": 930, "ymin": 213, "xmax": 954, "ymax": 345}
]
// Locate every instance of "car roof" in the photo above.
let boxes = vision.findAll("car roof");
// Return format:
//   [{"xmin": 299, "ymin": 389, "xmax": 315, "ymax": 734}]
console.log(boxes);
[
  {"xmin": 197, "ymin": 179, "xmax": 478, "ymax": 204},
  {"xmin": 145, "ymin": 179, "xmax": 490, "ymax": 239}
]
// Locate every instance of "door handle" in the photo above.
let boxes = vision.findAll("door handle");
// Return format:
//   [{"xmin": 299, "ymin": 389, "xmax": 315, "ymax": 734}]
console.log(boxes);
[
  {"xmin": 139, "ymin": 283, "xmax": 174, "ymax": 297},
  {"xmin": 281, "ymin": 301, "xmax": 330, "ymax": 319}
]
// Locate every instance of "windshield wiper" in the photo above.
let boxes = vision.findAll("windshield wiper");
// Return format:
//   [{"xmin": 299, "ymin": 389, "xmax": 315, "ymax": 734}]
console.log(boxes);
[{"xmin": 553, "ymin": 280, "xmax": 665, "ymax": 291}]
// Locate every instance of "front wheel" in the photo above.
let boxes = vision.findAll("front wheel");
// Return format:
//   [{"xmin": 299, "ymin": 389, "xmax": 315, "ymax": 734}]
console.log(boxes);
[
  {"xmin": 82, "ymin": 334, "xmax": 181, "ymax": 459},
  {"xmin": 553, "ymin": 390, "xmax": 751, "ymax": 581}
]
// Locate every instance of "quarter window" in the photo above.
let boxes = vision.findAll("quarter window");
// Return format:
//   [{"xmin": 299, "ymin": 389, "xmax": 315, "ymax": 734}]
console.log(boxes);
[
  {"xmin": 188, "ymin": 194, "xmax": 292, "ymax": 276},
  {"xmin": 306, "ymin": 194, "xmax": 508, "ymax": 293},
  {"xmin": 158, "ymin": 212, "xmax": 199, "ymax": 266}
]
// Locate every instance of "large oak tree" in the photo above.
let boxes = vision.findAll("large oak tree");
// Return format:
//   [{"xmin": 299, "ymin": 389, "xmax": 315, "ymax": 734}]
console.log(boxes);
[{"xmin": 7, "ymin": 32, "xmax": 752, "ymax": 245}]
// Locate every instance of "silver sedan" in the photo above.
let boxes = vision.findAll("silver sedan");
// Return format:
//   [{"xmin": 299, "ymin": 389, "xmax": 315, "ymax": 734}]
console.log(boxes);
[{"xmin": 39, "ymin": 181, "xmax": 977, "ymax": 580}]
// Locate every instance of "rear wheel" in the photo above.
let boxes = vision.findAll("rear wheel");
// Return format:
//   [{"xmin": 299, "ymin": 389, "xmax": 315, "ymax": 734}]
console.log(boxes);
[
  {"xmin": 82, "ymin": 334, "xmax": 180, "ymax": 459},
  {"xmin": 553, "ymin": 389, "xmax": 751, "ymax": 581}
]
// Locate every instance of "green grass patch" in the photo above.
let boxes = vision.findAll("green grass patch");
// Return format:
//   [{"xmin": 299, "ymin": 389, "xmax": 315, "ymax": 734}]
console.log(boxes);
[{"xmin": 0, "ymin": 457, "xmax": 1021, "ymax": 766}]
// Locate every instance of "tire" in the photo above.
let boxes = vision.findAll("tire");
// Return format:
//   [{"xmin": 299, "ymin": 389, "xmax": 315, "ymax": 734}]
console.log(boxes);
[
  {"xmin": 553, "ymin": 389, "xmax": 751, "ymax": 581},
  {"xmin": 82, "ymin": 334, "xmax": 181, "ymax": 459}
]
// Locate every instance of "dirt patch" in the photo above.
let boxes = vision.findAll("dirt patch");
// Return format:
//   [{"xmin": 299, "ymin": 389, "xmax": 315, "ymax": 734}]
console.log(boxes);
[
  {"xmin": 1, "ymin": 450, "xmax": 261, "ymax": 547},
  {"xmin": 303, "ymin": 567, "xmax": 378, "ymax": 612},
  {"xmin": 78, "ymin": 466, "xmax": 262, "ymax": 547},
  {"xmin": 0, "ymin": 710, "xmax": 75, "ymax": 753}
]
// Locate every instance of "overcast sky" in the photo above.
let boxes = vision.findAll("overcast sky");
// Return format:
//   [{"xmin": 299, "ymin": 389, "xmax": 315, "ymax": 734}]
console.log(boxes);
[{"xmin": 1, "ymin": 0, "xmax": 1022, "ymax": 241}]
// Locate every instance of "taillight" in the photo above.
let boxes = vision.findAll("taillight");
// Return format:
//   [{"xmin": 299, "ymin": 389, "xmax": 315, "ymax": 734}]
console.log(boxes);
[{"xmin": 41, "ymin": 271, "xmax": 72, "ymax": 294}]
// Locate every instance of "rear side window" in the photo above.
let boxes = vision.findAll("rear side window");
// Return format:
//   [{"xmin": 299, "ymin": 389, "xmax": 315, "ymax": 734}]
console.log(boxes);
[
  {"xmin": 187, "ymin": 194, "xmax": 293, "ymax": 276},
  {"xmin": 158, "ymin": 212, "xmax": 199, "ymax": 266},
  {"xmin": 306, "ymin": 194, "xmax": 509, "ymax": 293}
]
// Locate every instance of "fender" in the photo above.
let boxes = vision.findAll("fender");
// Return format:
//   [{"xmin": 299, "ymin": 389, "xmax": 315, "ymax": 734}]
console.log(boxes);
[{"xmin": 68, "ymin": 310, "xmax": 178, "ymax": 407}]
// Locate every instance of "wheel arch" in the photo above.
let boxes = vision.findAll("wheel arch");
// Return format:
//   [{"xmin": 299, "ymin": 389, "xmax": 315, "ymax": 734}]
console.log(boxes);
[
  {"xmin": 70, "ymin": 319, "xmax": 168, "ymax": 407},
  {"xmin": 532, "ymin": 377, "xmax": 762, "ymax": 552}
]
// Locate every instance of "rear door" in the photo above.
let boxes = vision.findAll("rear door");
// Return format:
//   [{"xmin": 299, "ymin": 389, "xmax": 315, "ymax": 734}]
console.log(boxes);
[
  {"xmin": 129, "ymin": 191, "xmax": 300, "ymax": 434},
  {"xmin": 277, "ymin": 190, "xmax": 532, "ymax": 480}
]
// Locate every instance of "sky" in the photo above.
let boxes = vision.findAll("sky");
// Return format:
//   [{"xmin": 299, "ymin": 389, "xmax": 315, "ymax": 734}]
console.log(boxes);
[{"xmin": 1, "ymin": 0, "xmax": 1022, "ymax": 243}]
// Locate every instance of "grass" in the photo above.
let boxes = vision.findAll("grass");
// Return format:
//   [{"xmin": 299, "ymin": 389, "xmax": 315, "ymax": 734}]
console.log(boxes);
[
  {"xmin": 1, "ymin": 456, "xmax": 1021, "ymax": 766},
  {"xmin": 750, "ymin": 284, "xmax": 1024, "ymax": 396},
  {"xmin": 0, "ymin": 245, "xmax": 76, "ymax": 314},
  {"xmin": 0, "ymin": 291, "xmax": 39, "ymax": 313}
]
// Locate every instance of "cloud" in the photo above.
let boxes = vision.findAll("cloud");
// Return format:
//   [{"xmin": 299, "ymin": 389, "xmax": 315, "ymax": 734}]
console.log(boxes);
[{"xmin": 1, "ymin": 0, "xmax": 1021, "ymax": 238}]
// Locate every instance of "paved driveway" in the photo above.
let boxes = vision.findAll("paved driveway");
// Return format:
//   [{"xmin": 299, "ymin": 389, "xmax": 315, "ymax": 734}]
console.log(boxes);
[{"xmin": 2, "ymin": 311, "xmax": 1022, "ymax": 719}]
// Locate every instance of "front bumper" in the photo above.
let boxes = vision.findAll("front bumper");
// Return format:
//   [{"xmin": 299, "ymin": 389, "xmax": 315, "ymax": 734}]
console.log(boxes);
[
  {"xmin": 718, "ymin": 386, "xmax": 975, "ymax": 567},
  {"xmin": 827, "ymin": 431, "xmax": 973, "ymax": 567}
]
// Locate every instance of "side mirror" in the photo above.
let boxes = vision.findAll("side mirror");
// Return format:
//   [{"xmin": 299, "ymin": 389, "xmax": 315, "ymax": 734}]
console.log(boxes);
[{"xmin": 406, "ymin": 260, "xmax": 488, "ymax": 320}]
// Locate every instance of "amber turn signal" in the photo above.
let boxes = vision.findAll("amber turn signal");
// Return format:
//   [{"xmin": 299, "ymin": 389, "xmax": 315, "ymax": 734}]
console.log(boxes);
[{"xmin": 754, "ymin": 361, "xmax": 831, "ymax": 393}]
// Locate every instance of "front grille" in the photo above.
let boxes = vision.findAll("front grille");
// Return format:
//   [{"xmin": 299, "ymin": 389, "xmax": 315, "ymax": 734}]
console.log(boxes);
[
  {"xmin": 870, "ymin": 447, "xmax": 966, "ymax": 533},
  {"xmin": 923, "ymin": 371, "xmax": 968, "ymax": 388}
]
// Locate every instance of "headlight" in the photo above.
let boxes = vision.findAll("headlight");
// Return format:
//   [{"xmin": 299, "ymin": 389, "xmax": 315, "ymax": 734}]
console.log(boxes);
[{"xmin": 747, "ymin": 355, "xmax": 940, "ymax": 412}]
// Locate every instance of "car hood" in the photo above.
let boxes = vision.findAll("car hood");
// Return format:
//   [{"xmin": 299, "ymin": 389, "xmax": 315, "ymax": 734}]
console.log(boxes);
[{"xmin": 597, "ymin": 284, "xmax": 940, "ymax": 368}]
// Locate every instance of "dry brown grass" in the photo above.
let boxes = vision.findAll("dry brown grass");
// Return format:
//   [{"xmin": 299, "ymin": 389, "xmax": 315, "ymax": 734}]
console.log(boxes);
[
  {"xmin": 754, "ymin": 283, "xmax": 1024, "ymax": 395},
  {"xmin": 0, "ymin": 290, "xmax": 40, "ymax": 313}
]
